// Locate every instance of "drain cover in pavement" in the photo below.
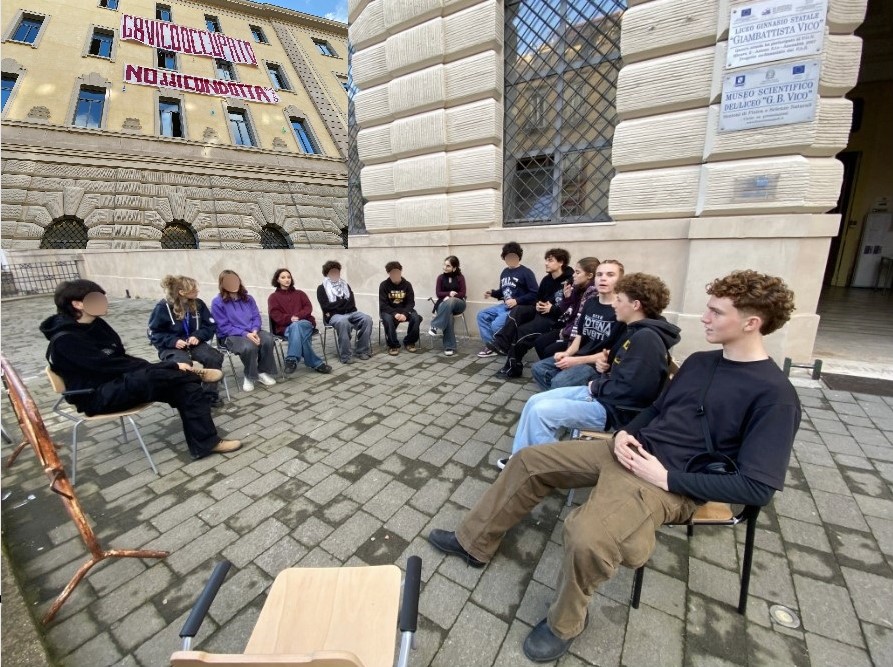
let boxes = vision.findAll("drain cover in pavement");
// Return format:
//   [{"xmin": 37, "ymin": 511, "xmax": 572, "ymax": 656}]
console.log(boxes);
[{"xmin": 822, "ymin": 373, "xmax": 893, "ymax": 397}]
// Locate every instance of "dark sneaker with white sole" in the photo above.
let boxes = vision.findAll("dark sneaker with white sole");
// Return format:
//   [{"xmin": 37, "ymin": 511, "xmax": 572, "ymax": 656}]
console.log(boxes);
[{"xmin": 427, "ymin": 529, "xmax": 486, "ymax": 568}]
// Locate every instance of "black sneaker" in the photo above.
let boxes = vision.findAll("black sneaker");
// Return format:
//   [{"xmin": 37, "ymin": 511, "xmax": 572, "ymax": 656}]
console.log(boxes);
[
  {"xmin": 427, "ymin": 530, "xmax": 486, "ymax": 568},
  {"xmin": 522, "ymin": 615, "xmax": 589, "ymax": 662},
  {"xmin": 207, "ymin": 395, "xmax": 224, "ymax": 409},
  {"xmin": 314, "ymin": 363, "xmax": 332, "ymax": 374},
  {"xmin": 284, "ymin": 357, "xmax": 298, "ymax": 374}
]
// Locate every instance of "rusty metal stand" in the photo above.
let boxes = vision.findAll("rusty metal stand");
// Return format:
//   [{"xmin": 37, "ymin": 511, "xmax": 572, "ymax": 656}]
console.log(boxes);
[{"xmin": 1, "ymin": 355, "xmax": 168, "ymax": 624}]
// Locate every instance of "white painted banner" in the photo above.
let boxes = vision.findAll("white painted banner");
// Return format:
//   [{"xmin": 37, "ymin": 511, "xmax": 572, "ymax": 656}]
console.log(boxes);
[
  {"xmin": 719, "ymin": 60, "xmax": 820, "ymax": 132},
  {"xmin": 121, "ymin": 14, "xmax": 257, "ymax": 65},
  {"xmin": 726, "ymin": 0, "xmax": 828, "ymax": 69},
  {"xmin": 124, "ymin": 65, "xmax": 280, "ymax": 104}
]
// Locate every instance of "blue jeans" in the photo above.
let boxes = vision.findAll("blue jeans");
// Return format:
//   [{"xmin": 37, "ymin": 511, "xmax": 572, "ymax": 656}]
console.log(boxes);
[
  {"xmin": 284, "ymin": 320, "xmax": 324, "ymax": 369},
  {"xmin": 431, "ymin": 297, "xmax": 466, "ymax": 350},
  {"xmin": 512, "ymin": 386, "xmax": 607, "ymax": 455},
  {"xmin": 531, "ymin": 357, "xmax": 599, "ymax": 390},
  {"xmin": 477, "ymin": 304, "xmax": 509, "ymax": 346}
]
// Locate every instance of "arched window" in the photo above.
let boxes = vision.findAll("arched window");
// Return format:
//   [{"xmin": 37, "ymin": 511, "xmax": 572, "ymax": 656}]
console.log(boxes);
[
  {"xmin": 260, "ymin": 224, "xmax": 292, "ymax": 249},
  {"xmin": 40, "ymin": 217, "xmax": 88, "ymax": 249},
  {"xmin": 161, "ymin": 221, "xmax": 198, "ymax": 249}
]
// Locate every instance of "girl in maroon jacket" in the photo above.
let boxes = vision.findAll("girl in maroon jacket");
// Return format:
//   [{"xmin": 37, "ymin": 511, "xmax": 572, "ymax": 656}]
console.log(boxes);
[
  {"xmin": 268, "ymin": 268, "xmax": 331, "ymax": 374},
  {"xmin": 428, "ymin": 255, "xmax": 467, "ymax": 356}
]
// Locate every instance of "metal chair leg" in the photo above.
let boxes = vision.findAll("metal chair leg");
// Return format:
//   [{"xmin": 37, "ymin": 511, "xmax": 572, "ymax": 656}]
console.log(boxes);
[
  {"xmin": 119, "ymin": 416, "xmax": 127, "ymax": 442},
  {"xmin": 71, "ymin": 421, "xmax": 82, "ymax": 485},
  {"xmin": 126, "ymin": 416, "xmax": 159, "ymax": 476},
  {"xmin": 220, "ymin": 375, "xmax": 231, "ymax": 402},
  {"xmin": 631, "ymin": 567, "xmax": 644, "ymax": 608},
  {"xmin": 738, "ymin": 510, "xmax": 759, "ymax": 614}
]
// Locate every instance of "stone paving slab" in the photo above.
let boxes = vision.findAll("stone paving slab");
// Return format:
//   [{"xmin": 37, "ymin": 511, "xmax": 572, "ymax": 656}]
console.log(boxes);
[{"xmin": 2, "ymin": 295, "xmax": 893, "ymax": 666}]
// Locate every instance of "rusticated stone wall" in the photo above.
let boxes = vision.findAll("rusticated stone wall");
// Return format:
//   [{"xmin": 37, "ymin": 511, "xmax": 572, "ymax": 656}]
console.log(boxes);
[
  {"xmin": 0, "ymin": 157, "xmax": 347, "ymax": 249},
  {"xmin": 349, "ymin": 0, "xmax": 503, "ymax": 232}
]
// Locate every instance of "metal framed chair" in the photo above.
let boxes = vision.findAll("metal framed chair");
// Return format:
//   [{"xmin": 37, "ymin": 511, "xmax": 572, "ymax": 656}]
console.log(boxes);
[
  {"xmin": 146, "ymin": 328, "xmax": 231, "ymax": 401},
  {"xmin": 45, "ymin": 367, "xmax": 158, "ymax": 485},
  {"xmin": 267, "ymin": 316, "xmax": 327, "ymax": 376},
  {"xmin": 172, "ymin": 556, "xmax": 423, "ymax": 667},
  {"xmin": 378, "ymin": 319, "xmax": 410, "ymax": 351},
  {"xmin": 322, "ymin": 321, "xmax": 353, "ymax": 364},
  {"xmin": 631, "ymin": 503, "xmax": 761, "ymax": 615},
  {"xmin": 214, "ymin": 338, "xmax": 243, "ymax": 391},
  {"xmin": 424, "ymin": 297, "xmax": 470, "ymax": 350}
]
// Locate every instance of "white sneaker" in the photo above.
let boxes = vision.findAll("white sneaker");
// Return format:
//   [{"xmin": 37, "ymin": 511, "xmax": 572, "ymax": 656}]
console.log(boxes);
[
  {"xmin": 428, "ymin": 327, "xmax": 439, "ymax": 336},
  {"xmin": 496, "ymin": 456, "xmax": 510, "ymax": 470},
  {"xmin": 444, "ymin": 349, "xmax": 455, "ymax": 356},
  {"xmin": 257, "ymin": 372, "xmax": 277, "ymax": 386},
  {"xmin": 242, "ymin": 378, "xmax": 255, "ymax": 392}
]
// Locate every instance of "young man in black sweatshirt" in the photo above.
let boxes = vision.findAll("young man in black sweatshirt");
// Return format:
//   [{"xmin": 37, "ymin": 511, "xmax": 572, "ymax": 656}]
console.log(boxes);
[
  {"xmin": 40, "ymin": 280, "xmax": 240, "ymax": 460},
  {"xmin": 378, "ymin": 261, "xmax": 423, "ymax": 355},
  {"xmin": 427, "ymin": 270, "xmax": 800, "ymax": 662},
  {"xmin": 488, "ymin": 248, "xmax": 573, "ymax": 374}
]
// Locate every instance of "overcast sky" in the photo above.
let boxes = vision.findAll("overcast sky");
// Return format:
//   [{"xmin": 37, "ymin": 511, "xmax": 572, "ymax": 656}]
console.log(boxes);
[{"xmin": 263, "ymin": 0, "xmax": 348, "ymax": 23}]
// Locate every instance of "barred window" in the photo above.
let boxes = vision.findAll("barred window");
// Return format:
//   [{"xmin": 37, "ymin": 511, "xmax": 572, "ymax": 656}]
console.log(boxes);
[
  {"xmin": 161, "ymin": 221, "xmax": 197, "ymax": 248},
  {"xmin": 260, "ymin": 225, "xmax": 292, "ymax": 249},
  {"xmin": 503, "ymin": 0, "xmax": 624, "ymax": 226},
  {"xmin": 40, "ymin": 217, "xmax": 88, "ymax": 249}
]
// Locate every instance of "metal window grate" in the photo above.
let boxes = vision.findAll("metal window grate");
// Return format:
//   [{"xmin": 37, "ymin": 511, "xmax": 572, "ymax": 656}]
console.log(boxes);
[
  {"xmin": 1, "ymin": 260, "xmax": 81, "ymax": 296},
  {"xmin": 346, "ymin": 42, "xmax": 366, "ymax": 241},
  {"xmin": 260, "ymin": 224, "xmax": 292, "ymax": 249},
  {"xmin": 40, "ymin": 218, "xmax": 89, "ymax": 249},
  {"xmin": 504, "ymin": 0, "xmax": 624, "ymax": 226},
  {"xmin": 161, "ymin": 221, "xmax": 198, "ymax": 248}
]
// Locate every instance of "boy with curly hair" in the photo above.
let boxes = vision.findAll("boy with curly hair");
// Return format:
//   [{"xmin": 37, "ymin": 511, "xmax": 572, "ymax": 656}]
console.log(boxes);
[
  {"xmin": 428, "ymin": 270, "xmax": 801, "ymax": 662},
  {"xmin": 498, "ymin": 272, "xmax": 680, "ymax": 468}
]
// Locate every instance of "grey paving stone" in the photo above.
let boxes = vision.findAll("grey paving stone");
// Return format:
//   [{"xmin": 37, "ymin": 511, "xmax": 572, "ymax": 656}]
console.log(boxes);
[
  {"xmin": 622, "ymin": 603, "xmax": 684, "ymax": 667},
  {"xmin": 853, "ymin": 493, "xmax": 893, "ymax": 520},
  {"xmin": 452, "ymin": 439, "xmax": 491, "ymax": 467},
  {"xmin": 222, "ymin": 517, "xmax": 290, "ymax": 568},
  {"xmin": 471, "ymin": 553, "xmax": 531, "ymax": 619},
  {"xmin": 811, "ymin": 490, "xmax": 870, "ymax": 531},
  {"xmin": 432, "ymin": 602, "xmax": 508, "ymax": 667},
  {"xmin": 254, "ymin": 535, "xmax": 307, "ymax": 577},
  {"xmin": 293, "ymin": 515, "xmax": 335, "ymax": 548},
  {"xmin": 320, "ymin": 511, "xmax": 382, "ymax": 561},
  {"xmin": 863, "ymin": 622, "xmax": 893, "ymax": 667},
  {"xmin": 85, "ymin": 555, "xmax": 148, "ymax": 597},
  {"xmin": 865, "ymin": 515, "xmax": 893, "ymax": 556},
  {"xmin": 820, "ymin": 433, "xmax": 864, "ymax": 456},
  {"xmin": 365, "ymin": 479, "xmax": 416, "ymax": 521},
  {"xmin": 685, "ymin": 593, "xmax": 748, "ymax": 665},
  {"xmin": 786, "ymin": 544, "xmax": 842, "ymax": 583},
  {"xmin": 491, "ymin": 619, "xmax": 540, "ymax": 667},
  {"xmin": 745, "ymin": 623, "xmax": 810, "ymax": 667},
  {"xmin": 197, "ymin": 491, "xmax": 253, "ymax": 526},
  {"xmin": 109, "ymin": 603, "xmax": 166, "ymax": 652},
  {"xmin": 688, "ymin": 558, "xmax": 741, "ymax": 609},
  {"xmin": 793, "ymin": 574, "xmax": 864, "ymax": 647},
  {"xmin": 410, "ymin": 478, "xmax": 458, "ymax": 515},
  {"xmin": 420, "ymin": 572, "xmax": 472, "ymax": 629},
  {"xmin": 61, "ymin": 632, "xmax": 122, "ymax": 667},
  {"xmin": 150, "ymin": 493, "xmax": 215, "ymax": 532},
  {"xmin": 773, "ymin": 488, "xmax": 822, "ymax": 524},
  {"xmin": 342, "ymin": 468, "xmax": 394, "ymax": 504},
  {"xmin": 207, "ymin": 563, "xmax": 271, "ymax": 626},
  {"xmin": 304, "ymin": 473, "xmax": 351, "ymax": 505},
  {"xmin": 450, "ymin": 477, "xmax": 492, "ymax": 510},
  {"xmin": 225, "ymin": 495, "xmax": 286, "ymax": 533},
  {"xmin": 240, "ymin": 469, "xmax": 289, "ymax": 498},
  {"xmin": 419, "ymin": 440, "xmax": 460, "ymax": 466},
  {"xmin": 45, "ymin": 607, "xmax": 100, "ymax": 656},
  {"xmin": 635, "ymin": 567, "xmax": 687, "ymax": 619},
  {"xmin": 384, "ymin": 504, "xmax": 430, "ymax": 542},
  {"xmin": 744, "ymin": 548, "xmax": 797, "ymax": 607},
  {"xmin": 840, "ymin": 567, "xmax": 893, "ymax": 628},
  {"xmin": 799, "ymin": 462, "xmax": 852, "ymax": 495},
  {"xmin": 827, "ymin": 525, "xmax": 888, "ymax": 570},
  {"xmin": 91, "ymin": 563, "xmax": 174, "ymax": 624},
  {"xmin": 165, "ymin": 524, "xmax": 240, "ymax": 576},
  {"xmin": 804, "ymin": 632, "xmax": 872, "ymax": 667}
]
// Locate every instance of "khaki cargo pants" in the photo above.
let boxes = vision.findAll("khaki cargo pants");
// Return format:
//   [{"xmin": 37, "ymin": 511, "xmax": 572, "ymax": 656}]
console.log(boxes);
[{"xmin": 455, "ymin": 439, "xmax": 698, "ymax": 639}]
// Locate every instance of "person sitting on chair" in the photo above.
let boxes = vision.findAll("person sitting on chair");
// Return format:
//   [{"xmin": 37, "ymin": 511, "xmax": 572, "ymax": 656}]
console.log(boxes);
[
  {"xmin": 497, "ymin": 272, "xmax": 680, "ymax": 470},
  {"xmin": 428, "ymin": 270, "xmax": 800, "ymax": 663},
  {"xmin": 427, "ymin": 255, "xmax": 467, "ymax": 357},
  {"xmin": 316, "ymin": 260, "xmax": 374, "ymax": 364},
  {"xmin": 148, "ymin": 275, "xmax": 225, "ymax": 407},
  {"xmin": 268, "ymin": 268, "xmax": 332, "ymax": 375},
  {"xmin": 41, "ymin": 280, "xmax": 241, "ymax": 460},
  {"xmin": 211, "ymin": 270, "xmax": 278, "ymax": 392},
  {"xmin": 379, "ymin": 261, "xmax": 423, "ymax": 355},
  {"xmin": 476, "ymin": 241, "xmax": 538, "ymax": 358}
]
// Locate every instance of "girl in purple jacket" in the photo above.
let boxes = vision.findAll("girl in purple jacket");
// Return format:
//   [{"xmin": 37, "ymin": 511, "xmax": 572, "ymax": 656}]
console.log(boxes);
[{"xmin": 210, "ymin": 270, "xmax": 277, "ymax": 392}]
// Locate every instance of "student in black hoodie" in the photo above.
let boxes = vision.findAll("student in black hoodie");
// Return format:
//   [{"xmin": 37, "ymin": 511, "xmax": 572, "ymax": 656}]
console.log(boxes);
[
  {"xmin": 500, "ymin": 273, "xmax": 679, "ymax": 468},
  {"xmin": 379, "ymin": 261, "xmax": 423, "ymax": 355},
  {"xmin": 489, "ymin": 248, "xmax": 573, "ymax": 375},
  {"xmin": 316, "ymin": 260, "xmax": 373, "ymax": 364},
  {"xmin": 40, "ymin": 280, "xmax": 241, "ymax": 460}
]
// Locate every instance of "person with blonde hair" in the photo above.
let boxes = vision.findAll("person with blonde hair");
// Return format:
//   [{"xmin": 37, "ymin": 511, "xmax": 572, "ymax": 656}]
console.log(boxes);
[
  {"xmin": 211, "ymin": 270, "xmax": 277, "ymax": 392},
  {"xmin": 148, "ymin": 275, "xmax": 225, "ymax": 407}
]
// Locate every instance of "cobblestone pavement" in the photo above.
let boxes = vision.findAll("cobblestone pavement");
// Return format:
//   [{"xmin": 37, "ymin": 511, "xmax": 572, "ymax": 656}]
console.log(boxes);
[{"xmin": 2, "ymin": 295, "xmax": 892, "ymax": 667}]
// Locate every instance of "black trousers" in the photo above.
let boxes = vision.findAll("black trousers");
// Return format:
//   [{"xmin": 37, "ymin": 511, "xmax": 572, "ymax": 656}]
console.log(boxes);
[
  {"xmin": 159, "ymin": 342, "xmax": 223, "ymax": 399},
  {"xmin": 84, "ymin": 366, "xmax": 220, "ymax": 459},
  {"xmin": 534, "ymin": 329, "xmax": 569, "ymax": 359},
  {"xmin": 490, "ymin": 305, "xmax": 537, "ymax": 353},
  {"xmin": 381, "ymin": 311, "xmax": 422, "ymax": 348}
]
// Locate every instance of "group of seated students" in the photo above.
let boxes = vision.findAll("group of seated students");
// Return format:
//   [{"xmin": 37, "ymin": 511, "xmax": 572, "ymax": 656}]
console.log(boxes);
[{"xmin": 41, "ymin": 260, "xmax": 802, "ymax": 663}]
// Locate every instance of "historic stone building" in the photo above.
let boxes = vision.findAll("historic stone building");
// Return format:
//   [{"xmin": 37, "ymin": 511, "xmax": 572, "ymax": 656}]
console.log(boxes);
[
  {"xmin": 346, "ymin": 0, "xmax": 875, "ymax": 360},
  {"xmin": 1, "ymin": 0, "xmax": 349, "ymax": 249}
]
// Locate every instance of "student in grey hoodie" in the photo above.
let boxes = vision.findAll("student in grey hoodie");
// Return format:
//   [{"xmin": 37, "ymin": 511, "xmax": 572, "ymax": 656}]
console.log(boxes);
[{"xmin": 498, "ymin": 273, "xmax": 680, "ymax": 468}]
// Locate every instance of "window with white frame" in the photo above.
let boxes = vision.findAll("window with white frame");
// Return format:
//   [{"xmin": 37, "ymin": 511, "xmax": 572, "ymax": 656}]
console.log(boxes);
[
  {"xmin": 290, "ymin": 117, "xmax": 320, "ymax": 154},
  {"xmin": 228, "ymin": 108, "xmax": 255, "ymax": 146},
  {"xmin": 11, "ymin": 14, "xmax": 44, "ymax": 44},
  {"xmin": 158, "ymin": 97, "xmax": 184, "ymax": 137},
  {"xmin": 313, "ymin": 39, "xmax": 337, "ymax": 57},
  {"xmin": 73, "ymin": 86, "xmax": 105, "ymax": 128},
  {"xmin": 88, "ymin": 28, "xmax": 114, "ymax": 58}
]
